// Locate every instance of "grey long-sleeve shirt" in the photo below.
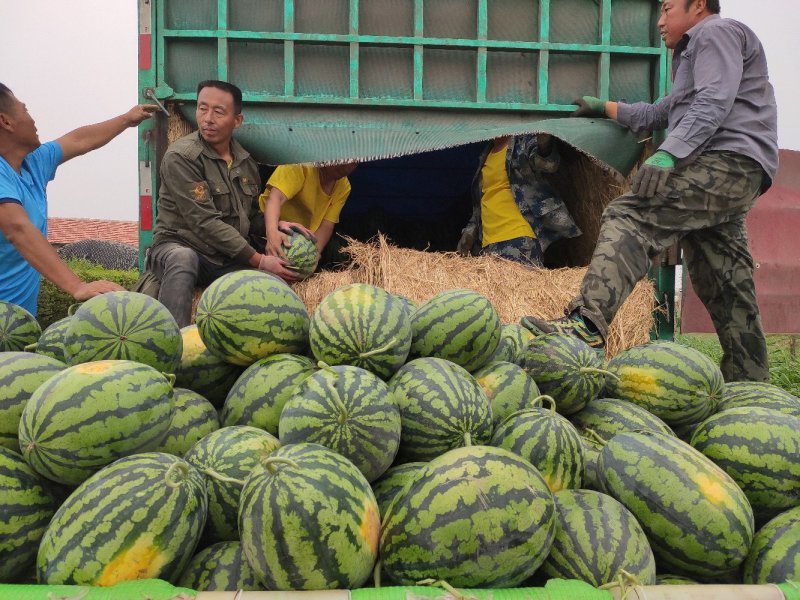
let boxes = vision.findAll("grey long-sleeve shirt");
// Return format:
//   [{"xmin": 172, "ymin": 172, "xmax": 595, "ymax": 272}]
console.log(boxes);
[{"xmin": 616, "ymin": 14, "xmax": 778, "ymax": 188}]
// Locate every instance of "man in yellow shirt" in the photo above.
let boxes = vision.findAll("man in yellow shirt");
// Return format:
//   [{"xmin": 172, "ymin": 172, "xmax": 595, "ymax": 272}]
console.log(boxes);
[{"xmin": 259, "ymin": 162, "xmax": 357, "ymax": 260}]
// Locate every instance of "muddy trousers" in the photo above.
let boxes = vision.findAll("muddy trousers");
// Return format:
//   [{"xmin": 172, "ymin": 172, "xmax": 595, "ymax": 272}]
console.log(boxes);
[{"xmin": 568, "ymin": 151, "xmax": 768, "ymax": 382}]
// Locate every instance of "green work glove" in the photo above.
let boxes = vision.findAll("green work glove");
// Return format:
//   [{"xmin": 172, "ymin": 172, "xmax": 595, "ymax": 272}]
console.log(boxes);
[
  {"xmin": 571, "ymin": 96, "xmax": 606, "ymax": 118},
  {"xmin": 632, "ymin": 150, "xmax": 675, "ymax": 198}
]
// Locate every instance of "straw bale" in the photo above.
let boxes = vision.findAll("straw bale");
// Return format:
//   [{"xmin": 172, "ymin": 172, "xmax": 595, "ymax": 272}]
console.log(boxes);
[
  {"xmin": 167, "ymin": 109, "xmax": 194, "ymax": 144},
  {"xmin": 293, "ymin": 234, "xmax": 656, "ymax": 357}
]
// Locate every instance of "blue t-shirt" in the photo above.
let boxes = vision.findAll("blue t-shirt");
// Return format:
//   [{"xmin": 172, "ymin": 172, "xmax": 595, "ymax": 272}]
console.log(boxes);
[{"xmin": 0, "ymin": 141, "xmax": 63, "ymax": 316}]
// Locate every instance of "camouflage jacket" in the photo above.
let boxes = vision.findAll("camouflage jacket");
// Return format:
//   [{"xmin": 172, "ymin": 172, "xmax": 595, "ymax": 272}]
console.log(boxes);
[
  {"xmin": 464, "ymin": 135, "xmax": 581, "ymax": 254},
  {"xmin": 152, "ymin": 131, "xmax": 261, "ymax": 264}
]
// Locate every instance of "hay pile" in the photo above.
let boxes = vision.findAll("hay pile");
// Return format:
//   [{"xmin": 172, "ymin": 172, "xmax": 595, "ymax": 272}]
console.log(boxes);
[{"xmin": 294, "ymin": 235, "xmax": 656, "ymax": 357}]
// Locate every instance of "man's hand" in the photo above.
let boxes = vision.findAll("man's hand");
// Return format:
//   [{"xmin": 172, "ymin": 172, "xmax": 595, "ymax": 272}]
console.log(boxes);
[
  {"xmin": 536, "ymin": 133, "xmax": 553, "ymax": 157},
  {"xmin": 71, "ymin": 280, "xmax": 126, "ymax": 301},
  {"xmin": 258, "ymin": 253, "xmax": 299, "ymax": 282},
  {"xmin": 123, "ymin": 104, "xmax": 159, "ymax": 127},
  {"xmin": 631, "ymin": 151, "xmax": 675, "ymax": 198},
  {"xmin": 571, "ymin": 96, "xmax": 606, "ymax": 118},
  {"xmin": 278, "ymin": 220, "xmax": 317, "ymax": 243},
  {"xmin": 457, "ymin": 226, "xmax": 477, "ymax": 257}
]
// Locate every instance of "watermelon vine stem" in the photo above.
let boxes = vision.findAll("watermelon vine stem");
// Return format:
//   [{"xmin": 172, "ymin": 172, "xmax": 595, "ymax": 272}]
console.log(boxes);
[
  {"xmin": 203, "ymin": 468, "xmax": 245, "ymax": 487},
  {"xmin": 582, "ymin": 427, "xmax": 608, "ymax": 447},
  {"xmin": 580, "ymin": 367, "xmax": 619, "ymax": 381},
  {"xmin": 165, "ymin": 461, "xmax": 189, "ymax": 488},
  {"xmin": 263, "ymin": 456, "xmax": 300, "ymax": 474},
  {"xmin": 358, "ymin": 338, "xmax": 397, "ymax": 359}
]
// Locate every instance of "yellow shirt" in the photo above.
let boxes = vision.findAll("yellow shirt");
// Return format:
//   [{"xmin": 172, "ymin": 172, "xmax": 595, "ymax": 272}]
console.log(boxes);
[
  {"xmin": 480, "ymin": 147, "xmax": 535, "ymax": 246},
  {"xmin": 259, "ymin": 165, "xmax": 351, "ymax": 231}
]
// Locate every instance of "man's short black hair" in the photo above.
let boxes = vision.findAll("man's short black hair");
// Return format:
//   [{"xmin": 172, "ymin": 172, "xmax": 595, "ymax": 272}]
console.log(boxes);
[
  {"xmin": 197, "ymin": 80, "xmax": 243, "ymax": 114},
  {"xmin": 685, "ymin": 0, "xmax": 721, "ymax": 14},
  {"xmin": 0, "ymin": 83, "xmax": 14, "ymax": 113}
]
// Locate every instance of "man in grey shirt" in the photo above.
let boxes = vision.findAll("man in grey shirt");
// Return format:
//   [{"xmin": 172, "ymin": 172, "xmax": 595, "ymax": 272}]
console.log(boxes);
[{"xmin": 521, "ymin": 0, "xmax": 778, "ymax": 382}]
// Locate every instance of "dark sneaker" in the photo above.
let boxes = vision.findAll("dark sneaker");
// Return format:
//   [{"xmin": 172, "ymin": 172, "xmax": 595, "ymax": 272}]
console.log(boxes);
[{"xmin": 520, "ymin": 313, "xmax": 605, "ymax": 349}]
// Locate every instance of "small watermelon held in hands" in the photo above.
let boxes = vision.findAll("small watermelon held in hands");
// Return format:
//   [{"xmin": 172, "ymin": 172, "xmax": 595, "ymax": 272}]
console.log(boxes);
[{"xmin": 283, "ymin": 230, "xmax": 319, "ymax": 280}]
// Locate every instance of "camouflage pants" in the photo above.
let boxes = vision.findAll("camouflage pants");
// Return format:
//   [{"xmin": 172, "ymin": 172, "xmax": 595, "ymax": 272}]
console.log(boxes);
[
  {"xmin": 569, "ymin": 151, "xmax": 768, "ymax": 382},
  {"xmin": 483, "ymin": 236, "xmax": 543, "ymax": 267}
]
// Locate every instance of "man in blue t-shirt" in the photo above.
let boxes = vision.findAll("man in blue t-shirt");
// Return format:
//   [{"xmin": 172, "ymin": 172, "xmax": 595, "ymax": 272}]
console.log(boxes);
[{"xmin": 0, "ymin": 83, "xmax": 157, "ymax": 315}]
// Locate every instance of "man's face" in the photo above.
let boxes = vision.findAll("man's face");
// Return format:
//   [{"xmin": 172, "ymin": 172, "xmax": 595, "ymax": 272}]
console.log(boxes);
[
  {"xmin": 1, "ymin": 94, "xmax": 41, "ymax": 151},
  {"xmin": 323, "ymin": 162, "xmax": 358, "ymax": 180},
  {"xmin": 658, "ymin": 0, "xmax": 705, "ymax": 49},
  {"xmin": 195, "ymin": 86, "xmax": 242, "ymax": 146}
]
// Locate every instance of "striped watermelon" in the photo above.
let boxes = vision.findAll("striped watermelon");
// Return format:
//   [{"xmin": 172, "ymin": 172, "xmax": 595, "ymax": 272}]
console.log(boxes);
[
  {"xmin": 196, "ymin": 270, "xmax": 310, "ymax": 366},
  {"xmin": 284, "ymin": 230, "xmax": 319, "ymax": 279},
  {"xmin": 522, "ymin": 333, "xmax": 608, "ymax": 415},
  {"xmin": 370, "ymin": 461, "xmax": 426, "ymax": 518},
  {"xmin": 410, "ymin": 289, "xmax": 501, "ymax": 372},
  {"xmin": 604, "ymin": 341, "xmax": 724, "ymax": 427},
  {"xmin": 18, "ymin": 360, "xmax": 175, "ymax": 485},
  {"xmin": 394, "ymin": 294, "xmax": 417, "ymax": 315},
  {"xmin": 64, "ymin": 291, "xmax": 182, "ymax": 373},
  {"xmin": 32, "ymin": 316, "xmax": 71, "ymax": 362},
  {"xmin": 238, "ymin": 443, "xmax": 380, "ymax": 590},
  {"xmin": 36, "ymin": 452, "xmax": 207, "ymax": 585},
  {"xmin": 177, "ymin": 541, "xmax": 260, "ymax": 591},
  {"xmin": 490, "ymin": 396, "xmax": 584, "ymax": 492},
  {"xmin": 0, "ymin": 301, "xmax": 40, "ymax": 352},
  {"xmin": 656, "ymin": 574, "xmax": 698, "ymax": 585},
  {"xmin": 389, "ymin": 357, "xmax": 493, "ymax": 462},
  {"xmin": 490, "ymin": 323, "xmax": 535, "ymax": 365},
  {"xmin": 597, "ymin": 431, "xmax": 754, "ymax": 580},
  {"xmin": 220, "ymin": 353, "xmax": 316, "ymax": 435},
  {"xmin": 472, "ymin": 360, "xmax": 540, "ymax": 426},
  {"xmin": 689, "ymin": 407, "xmax": 800, "ymax": 524},
  {"xmin": 580, "ymin": 436, "xmax": 603, "ymax": 491},
  {"xmin": 184, "ymin": 426, "xmax": 280, "ymax": 543},
  {"xmin": 309, "ymin": 284, "xmax": 412, "ymax": 379},
  {"xmin": 540, "ymin": 489, "xmax": 656, "ymax": 586},
  {"xmin": 0, "ymin": 352, "xmax": 65, "ymax": 452},
  {"xmin": 742, "ymin": 505, "xmax": 800, "ymax": 584},
  {"xmin": 380, "ymin": 445, "xmax": 556, "ymax": 587},
  {"xmin": 279, "ymin": 364, "xmax": 401, "ymax": 482},
  {"xmin": 569, "ymin": 397, "xmax": 675, "ymax": 443},
  {"xmin": 0, "ymin": 447, "xmax": 58, "ymax": 583},
  {"xmin": 718, "ymin": 381, "xmax": 800, "ymax": 417},
  {"xmin": 155, "ymin": 388, "xmax": 220, "ymax": 457},
  {"xmin": 174, "ymin": 325, "xmax": 243, "ymax": 408}
]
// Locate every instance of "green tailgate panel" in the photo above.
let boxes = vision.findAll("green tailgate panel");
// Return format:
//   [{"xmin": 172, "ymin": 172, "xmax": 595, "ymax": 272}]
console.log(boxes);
[{"xmin": 149, "ymin": 0, "xmax": 667, "ymax": 172}]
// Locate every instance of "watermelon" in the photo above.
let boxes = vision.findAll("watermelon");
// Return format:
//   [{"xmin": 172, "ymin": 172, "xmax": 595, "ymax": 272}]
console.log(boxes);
[
  {"xmin": 18, "ymin": 360, "xmax": 175, "ymax": 485},
  {"xmin": 0, "ymin": 301, "xmax": 40, "ymax": 352},
  {"xmin": 370, "ymin": 461, "xmax": 426, "ymax": 518},
  {"xmin": 0, "ymin": 352, "xmax": 65, "ymax": 452},
  {"xmin": 394, "ymin": 294, "xmax": 417, "ymax": 315},
  {"xmin": 718, "ymin": 381, "xmax": 800, "ymax": 417},
  {"xmin": 32, "ymin": 316, "xmax": 71, "ymax": 362},
  {"xmin": 742, "ymin": 505, "xmax": 800, "ymax": 584},
  {"xmin": 597, "ymin": 431, "xmax": 754, "ymax": 580},
  {"xmin": 490, "ymin": 396, "xmax": 584, "ymax": 492},
  {"xmin": 238, "ymin": 443, "xmax": 379, "ymax": 590},
  {"xmin": 0, "ymin": 447, "xmax": 59, "ymax": 583},
  {"xmin": 177, "ymin": 541, "xmax": 260, "ymax": 591},
  {"xmin": 472, "ymin": 360, "xmax": 540, "ymax": 426},
  {"xmin": 656, "ymin": 574, "xmax": 698, "ymax": 585},
  {"xmin": 410, "ymin": 289, "xmax": 501, "ymax": 372},
  {"xmin": 522, "ymin": 333, "xmax": 609, "ymax": 415},
  {"xmin": 284, "ymin": 230, "xmax": 319, "ymax": 279},
  {"xmin": 279, "ymin": 364, "xmax": 401, "ymax": 482},
  {"xmin": 309, "ymin": 284, "xmax": 412, "ymax": 379},
  {"xmin": 689, "ymin": 407, "xmax": 800, "ymax": 524},
  {"xmin": 603, "ymin": 341, "xmax": 724, "ymax": 427},
  {"xmin": 389, "ymin": 357, "xmax": 493, "ymax": 462},
  {"xmin": 490, "ymin": 323, "xmax": 535, "ymax": 365},
  {"xmin": 196, "ymin": 270, "xmax": 310, "ymax": 366},
  {"xmin": 569, "ymin": 397, "xmax": 675, "ymax": 443},
  {"xmin": 155, "ymin": 388, "xmax": 220, "ymax": 457},
  {"xmin": 220, "ymin": 353, "xmax": 316, "ymax": 435},
  {"xmin": 540, "ymin": 489, "xmax": 656, "ymax": 586},
  {"xmin": 579, "ymin": 436, "xmax": 603, "ymax": 491},
  {"xmin": 184, "ymin": 426, "xmax": 280, "ymax": 543},
  {"xmin": 380, "ymin": 445, "xmax": 556, "ymax": 587},
  {"xmin": 174, "ymin": 325, "xmax": 243, "ymax": 408},
  {"xmin": 36, "ymin": 452, "xmax": 207, "ymax": 585},
  {"xmin": 64, "ymin": 291, "xmax": 182, "ymax": 373}
]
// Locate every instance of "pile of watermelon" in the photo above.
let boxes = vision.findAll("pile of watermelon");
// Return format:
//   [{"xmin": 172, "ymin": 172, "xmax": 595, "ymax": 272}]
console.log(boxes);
[{"xmin": 1, "ymin": 277, "xmax": 799, "ymax": 591}]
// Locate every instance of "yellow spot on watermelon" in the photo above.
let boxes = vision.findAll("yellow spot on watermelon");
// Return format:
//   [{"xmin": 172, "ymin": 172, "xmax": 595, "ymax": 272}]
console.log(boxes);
[
  {"xmin": 694, "ymin": 473, "xmax": 730, "ymax": 506},
  {"xmin": 95, "ymin": 534, "xmax": 167, "ymax": 586},
  {"xmin": 360, "ymin": 499, "xmax": 380, "ymax": 557},
  {"xmin": 181, "ymin": 327, "xmax": 205, "ymax": 360},
  {"xmin": 618, "ymin": 366, "xmax": 663, "ymax": 398},
  {"xmin": 75, "ymin": 361, "xmax": 115, "ymax": 375},
  {"xmin": 544, "ymin": 473, "xmax": 564, "ymax": 493}
]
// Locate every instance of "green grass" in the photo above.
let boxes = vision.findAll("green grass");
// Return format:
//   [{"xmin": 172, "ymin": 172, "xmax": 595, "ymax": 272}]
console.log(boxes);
[{"xmin": 676, "ymin": 334, "xmax": 800, "ymax": 397}]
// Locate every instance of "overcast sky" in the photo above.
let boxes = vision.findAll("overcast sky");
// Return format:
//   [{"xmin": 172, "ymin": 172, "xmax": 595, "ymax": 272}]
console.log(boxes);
[{"xmin": 1, "ymin": 1, "xmax": 797, "ymax": 221}]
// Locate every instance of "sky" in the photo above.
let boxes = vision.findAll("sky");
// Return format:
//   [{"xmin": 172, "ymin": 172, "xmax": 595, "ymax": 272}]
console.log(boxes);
[{"xmin": 1, "ymin": 0, "xmax": 798, "ymax": 222}]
